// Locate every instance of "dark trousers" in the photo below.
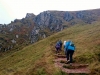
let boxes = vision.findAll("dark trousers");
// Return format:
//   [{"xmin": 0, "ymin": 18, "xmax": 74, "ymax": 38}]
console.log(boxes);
[
  {"xmin": 56, "ymin": 47, "xmax": 60, "ymax": 53},
  {"xmin": 66, "ymin": 50, "xmax": 74, "ymax": 63}
]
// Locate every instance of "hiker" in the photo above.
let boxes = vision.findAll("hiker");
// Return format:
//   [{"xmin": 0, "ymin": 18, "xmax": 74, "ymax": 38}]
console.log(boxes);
[
  {"xmin": 55, "ymin": 41, "xmax": 61, "ymax": 53},
  {"xmin": 65, "ymin": 40, "xmax": 75, "ymax": 64},
  {"xmin": 63, "ymin": 41, "xmax": 66, "ymax": 51},
  {"xmin": 58, "ymin": 40, "xmax": 63, "ymax": 50}
]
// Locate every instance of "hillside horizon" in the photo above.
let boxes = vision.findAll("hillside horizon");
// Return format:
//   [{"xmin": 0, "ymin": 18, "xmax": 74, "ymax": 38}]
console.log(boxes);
[{"xmin": 1, "ymin": 8, "xmax": 100, "ymax": 25}]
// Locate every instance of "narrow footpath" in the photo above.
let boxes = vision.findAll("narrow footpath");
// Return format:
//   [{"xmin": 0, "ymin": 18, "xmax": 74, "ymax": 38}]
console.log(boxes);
[{"xmin": 54, "ymin": 54, "xmax": 90, "ymax": 74}]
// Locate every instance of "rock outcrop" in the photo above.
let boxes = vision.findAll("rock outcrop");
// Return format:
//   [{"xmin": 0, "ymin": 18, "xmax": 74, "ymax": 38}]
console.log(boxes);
[{"xmin": 0, "ymin": 9, "xmax": 100, "ymax": 52}]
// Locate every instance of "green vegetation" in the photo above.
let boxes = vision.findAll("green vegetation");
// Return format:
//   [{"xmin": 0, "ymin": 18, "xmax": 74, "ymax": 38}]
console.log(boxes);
[{"xmin": 0, "ymin": 21, "xmax": 100, "ymax": 75}]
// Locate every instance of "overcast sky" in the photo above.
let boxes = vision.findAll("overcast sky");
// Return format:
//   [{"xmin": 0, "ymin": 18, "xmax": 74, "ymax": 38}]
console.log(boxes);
[{"xmin": 0, "ymin": 0, "xmax": 100, "ymax": 24}]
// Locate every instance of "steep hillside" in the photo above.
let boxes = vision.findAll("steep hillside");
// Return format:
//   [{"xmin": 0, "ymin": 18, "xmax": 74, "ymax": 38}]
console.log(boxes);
[
  {"xmin": 0, "ymin": 21, "xmax": 100, "ymax": 75},
  {"xmin": 0, "ymin": 9, "xmax": 100, "ymax": 53}
]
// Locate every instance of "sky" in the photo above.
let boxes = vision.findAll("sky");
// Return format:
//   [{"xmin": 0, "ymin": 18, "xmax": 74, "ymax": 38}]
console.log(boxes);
[{"xmin": 0, "ymin": 0, "xmax": 100, "ymax": 24}]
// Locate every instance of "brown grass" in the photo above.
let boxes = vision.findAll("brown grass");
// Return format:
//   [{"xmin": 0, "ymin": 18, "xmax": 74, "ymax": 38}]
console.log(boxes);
[{"xmin": 0, "ymin": 21, "xmax": 100, "ymax": 75}]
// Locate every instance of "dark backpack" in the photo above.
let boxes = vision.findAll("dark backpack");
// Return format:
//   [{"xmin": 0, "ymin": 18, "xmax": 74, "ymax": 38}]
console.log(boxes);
[
  {"xmin": 70, "ymin": 43, "xmax": 75, "ymax": 47},
  {"xmin": 55, "ymin": 43, "xmax": 60, "ymax": 48}
]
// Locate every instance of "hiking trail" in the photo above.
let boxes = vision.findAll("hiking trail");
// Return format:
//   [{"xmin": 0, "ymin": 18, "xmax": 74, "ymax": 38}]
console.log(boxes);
[{"xmin": 54, "ymin": 53, "xmax": 90, "ymax": 74}]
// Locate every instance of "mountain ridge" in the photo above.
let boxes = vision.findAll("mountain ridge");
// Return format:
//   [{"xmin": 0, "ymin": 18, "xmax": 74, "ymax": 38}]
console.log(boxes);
[{"xmin": 0, "ymin": 8, "xmax": 100, "ymax": 53}]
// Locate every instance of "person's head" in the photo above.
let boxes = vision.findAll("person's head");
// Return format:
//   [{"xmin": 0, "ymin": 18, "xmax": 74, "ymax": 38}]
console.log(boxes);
[
  {"xmin": 58, "ymin": 39, "xmax": 61, "ymax": 41},
  {"xmin": 64, "ymin": 41, "xmax": 66, "ymax": 43},
  {"xmin": 67, "ymin": 40, "xmax": 71, "ymax": 42},
  {"xmin": 63, "ymin": 41, "xmax": 66, "ymax": 45}
]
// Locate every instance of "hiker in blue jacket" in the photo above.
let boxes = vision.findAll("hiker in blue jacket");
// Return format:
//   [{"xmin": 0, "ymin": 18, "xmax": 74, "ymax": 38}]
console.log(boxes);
[{"xmin": 65, "ymin": 40, "xmax": 75, "ymax": 64}]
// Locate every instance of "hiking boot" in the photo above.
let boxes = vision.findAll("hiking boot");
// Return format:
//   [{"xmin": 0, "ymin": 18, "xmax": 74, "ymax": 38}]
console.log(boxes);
[
  {"xmin": 65, "ymin": 60, "xmax": 70, "ymax": 64},
  {"xmin": 70, "ymin": 63, "xmax": 72, "ymax": 66}
]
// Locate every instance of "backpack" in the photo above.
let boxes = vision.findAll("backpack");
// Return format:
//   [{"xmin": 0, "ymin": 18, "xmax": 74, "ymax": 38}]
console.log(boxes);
[
  {"xmin": 70, "ymin": 43, "xmax": 75, "ymax": 47},
  {"xmin": 67, "ymin": 41, "xmax": 75, "ymax": 50},
  {"xmin": 55, "ymin": 43, "xmax": 60, "ymax": 48},
  {"xmin": 69, "ymin": 41, "xmax": 74, "ymax": 46}
]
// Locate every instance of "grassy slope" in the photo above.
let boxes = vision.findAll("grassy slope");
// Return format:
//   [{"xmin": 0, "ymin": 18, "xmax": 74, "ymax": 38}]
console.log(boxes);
[{"xmin": 0, "ymin": 22, "xmax": 100, "ymax": 75}]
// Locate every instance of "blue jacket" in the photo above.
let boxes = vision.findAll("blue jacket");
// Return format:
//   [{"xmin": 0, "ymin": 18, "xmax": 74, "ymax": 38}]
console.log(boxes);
[
  {"xmin": 67, "ymin": 45, "xmax": 75, "ymax": 51},
  {"xmin": 65, "ymin": 41, "xmax": 75, "ymax": 51}
]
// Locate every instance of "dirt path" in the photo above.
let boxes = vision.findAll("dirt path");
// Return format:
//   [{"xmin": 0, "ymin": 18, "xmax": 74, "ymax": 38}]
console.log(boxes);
[{"xmin": 54, "ymin": 54, "xmax": 90, "ymax": 74}]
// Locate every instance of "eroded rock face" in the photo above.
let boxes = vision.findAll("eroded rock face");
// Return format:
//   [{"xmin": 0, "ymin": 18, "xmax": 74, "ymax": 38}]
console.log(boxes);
[
  {"xmin": 34, "ymin": 11, "xmax": 62, "ymax": 26},
  {"xmin": 76, "ymin": 11, "xmax": 95, "ymax": 23},
  {"xmin": 63, "ymin": 12, "xmax": 74, "ymax": 21},
  {"xmin": 26, "ymin": 13, "xmax": 35, "ymax": 18},
  {"xmin": 34, "ymin": 11, "xmax": 63, "ymax": 33},
  {"xmin": 0, "ymin": 9, "xmax": 100, "ymax": 52}
]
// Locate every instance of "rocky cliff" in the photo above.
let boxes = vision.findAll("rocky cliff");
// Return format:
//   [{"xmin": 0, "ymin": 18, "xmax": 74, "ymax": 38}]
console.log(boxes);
[{"xmin": 0, "ymin": 9, "xmax": 100, "ymax": 52}]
